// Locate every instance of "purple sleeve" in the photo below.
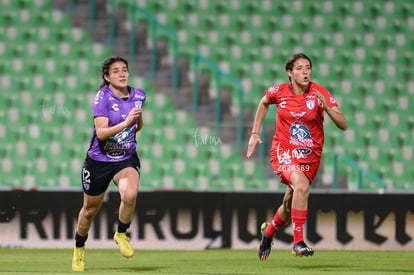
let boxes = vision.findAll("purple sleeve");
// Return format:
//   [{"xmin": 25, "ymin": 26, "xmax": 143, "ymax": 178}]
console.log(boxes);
[{"xmin": 93, "ymin": 90, "xmax": 108, "ymax": 118}]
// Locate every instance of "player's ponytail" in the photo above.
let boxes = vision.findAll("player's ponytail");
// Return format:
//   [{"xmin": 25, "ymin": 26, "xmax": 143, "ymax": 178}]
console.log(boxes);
[{"xmin": 98, "ymin": 56, "xmax": 129, "ymax": 90}]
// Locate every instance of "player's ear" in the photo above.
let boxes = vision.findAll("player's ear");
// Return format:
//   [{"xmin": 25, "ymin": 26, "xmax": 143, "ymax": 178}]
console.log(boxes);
[{"xmin": 104, "ymin": 74, "xmax": 110, "ymax": 83}]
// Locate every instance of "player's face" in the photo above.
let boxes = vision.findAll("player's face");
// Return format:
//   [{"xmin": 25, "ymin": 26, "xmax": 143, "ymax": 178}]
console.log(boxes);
[
  {"xmin": 287, "ymin": 58, "xmax": 312, "ymax": 86},
  {"xmin": 105, "ymin": 61, "xmax": 129, "ymax": 90}
]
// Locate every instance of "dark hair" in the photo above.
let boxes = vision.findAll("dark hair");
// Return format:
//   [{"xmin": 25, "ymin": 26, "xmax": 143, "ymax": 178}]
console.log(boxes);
[
  {"xmin": 285, "ymin": 53, "xmax": 312, "ymax": 81},
  {"xmin": 98, "ymin": 56, "xmax": 129, "ymax": 90}
]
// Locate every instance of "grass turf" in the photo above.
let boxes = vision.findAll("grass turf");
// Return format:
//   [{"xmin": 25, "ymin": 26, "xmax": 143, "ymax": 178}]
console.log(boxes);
[{"xmin": 0, "ymin": 248, "xmax": 413, "ymax": 274}]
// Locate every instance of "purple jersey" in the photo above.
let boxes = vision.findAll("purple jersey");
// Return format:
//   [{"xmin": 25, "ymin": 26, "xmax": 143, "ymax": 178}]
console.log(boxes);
[{"xmin": 87, "ymin": 84, "xmax": 146, "ymax": 162}]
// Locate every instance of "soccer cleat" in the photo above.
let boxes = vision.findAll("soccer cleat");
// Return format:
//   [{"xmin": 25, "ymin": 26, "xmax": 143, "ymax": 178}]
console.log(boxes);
[
  {"xmin": 292, "ymin": 241, "xmax": 314, "ymax": 257},
  {"xmin": 72, "ymin": 246, "xmax": 85, "ymax": 271},
  {"xmin": 258, "ymin": 222, "xmax": 272, "ymax": 260},
  {"xmin": 114, "ymin": 232, "xmax": 134, "ymax": 258}
]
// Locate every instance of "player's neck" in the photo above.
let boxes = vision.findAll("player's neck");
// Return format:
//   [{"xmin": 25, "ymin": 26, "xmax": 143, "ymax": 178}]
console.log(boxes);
[
  {"xmin": 290, "ymin": 82, "xmax": 309, "ymax": 95},
  {"xmin": 110, "ymin": 85, "xmax": 129, "ymax": 98}
]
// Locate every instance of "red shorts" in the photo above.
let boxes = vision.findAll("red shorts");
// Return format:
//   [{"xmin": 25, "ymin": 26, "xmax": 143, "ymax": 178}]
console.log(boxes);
[{"xmin": 270, "ymin": 157, "xmax": 320, "ymax": 187}]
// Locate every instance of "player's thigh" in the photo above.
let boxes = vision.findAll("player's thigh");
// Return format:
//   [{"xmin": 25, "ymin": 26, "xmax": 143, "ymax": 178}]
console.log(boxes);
[
  {"xmin": 290, "ymin": 171, "xmax": 310, "ymax": 193},
  {"xmin": 82, "ymin": 192, "xmax": 105, "ymax": 214},
  {"xmin": 113, "ymin": 167, "xmax": 140, "ymax": 198}
]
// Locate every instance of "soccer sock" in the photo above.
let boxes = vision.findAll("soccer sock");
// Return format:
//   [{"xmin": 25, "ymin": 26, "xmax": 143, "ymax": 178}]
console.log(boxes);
[
  {"xmin": 291, "ymin": 208, "xmax": 308, "ymax": 244},
  {"xmin": 117, "ymin": 220, "xmax": 131, "ymax": 233},
  {"xmin": 75, "ymin": 232, "xmax": 88, "ymax": 247},
  {"xmin": 266, "ymin": 210, "xmax": 288, "ymax": 238}
]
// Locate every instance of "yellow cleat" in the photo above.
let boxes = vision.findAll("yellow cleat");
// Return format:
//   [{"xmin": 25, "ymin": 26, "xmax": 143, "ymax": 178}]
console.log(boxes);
[
  {"xmin": 114, "ymin": 232, "xmax": 134, "ymax": 258},
  {"xmin": 72, "ymin": 246, "xmax": 85, "ymax": 271}
]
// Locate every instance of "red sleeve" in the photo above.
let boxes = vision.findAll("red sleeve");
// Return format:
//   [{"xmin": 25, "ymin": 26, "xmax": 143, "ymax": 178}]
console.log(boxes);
[
  {"xmin": 265, "ymin": 85, "xmax": 280, "ymax": 105},
  {"xmin": 318, "ymin": 86, "xmax": 338, "ymax": 108}
]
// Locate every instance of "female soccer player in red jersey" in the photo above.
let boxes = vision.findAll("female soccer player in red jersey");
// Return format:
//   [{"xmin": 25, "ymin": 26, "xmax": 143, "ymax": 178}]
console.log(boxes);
[{"xmin": 246, "ymin": 53, "xmax": 347, "ymax": 259}]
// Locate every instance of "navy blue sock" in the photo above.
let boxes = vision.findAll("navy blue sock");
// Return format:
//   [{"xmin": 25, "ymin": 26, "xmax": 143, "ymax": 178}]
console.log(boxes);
[
  {"xmin": 117, "ymin": 220, "xmax": 130, "ymax": 233},
  {"xmin": 75, "ymin": 232, "xmax": 88, "ymax": 247}
]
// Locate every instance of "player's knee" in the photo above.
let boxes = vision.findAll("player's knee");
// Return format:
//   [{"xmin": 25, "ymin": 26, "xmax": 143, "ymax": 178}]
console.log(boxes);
[
  {"xmin": 121, "ymin": 185, "xmax": 138, "ymax": 205},
  {"xmin": 295, "ymin": 183, "xmax": 310, "ymax": 200},
  {"xmin": 83, "ymin": 206, "xmax": 99, "ymax": 219},
  {"xmin": 291, "ymin": 173, "xmax": 310, "ymax": 194},
  {"xmin": 122, "ymin": 194, "xmax": 137, "ymax": 206}
]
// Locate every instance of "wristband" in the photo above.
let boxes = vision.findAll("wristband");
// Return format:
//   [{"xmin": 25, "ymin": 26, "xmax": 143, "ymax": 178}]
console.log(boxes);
[{"xmin": 251, "ymin": 132, "xmax": 260, "ymax": 134}]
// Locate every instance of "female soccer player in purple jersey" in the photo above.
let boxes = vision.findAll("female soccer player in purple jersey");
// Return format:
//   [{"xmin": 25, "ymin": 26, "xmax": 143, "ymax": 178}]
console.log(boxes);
[{"xmin": 72, "ymin": 56, "xmax": 146, "ymax": 271}]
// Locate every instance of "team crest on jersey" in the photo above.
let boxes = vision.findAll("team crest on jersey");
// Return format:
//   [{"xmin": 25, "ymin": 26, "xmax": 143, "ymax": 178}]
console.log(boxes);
[
  {"xmin": 268, "ymin": 85, "xmax": 279, "ymax": 93},
  {"xmin": 306, "ymin": 100, "xmax": 315, "ymax": 109},
  {"xmin": 283, "ymin": 158, "xmax": 292, "ymax": 164},
  {"xmin": 135, "ymin": 101, "xmax": 143, "ymax": 108}
]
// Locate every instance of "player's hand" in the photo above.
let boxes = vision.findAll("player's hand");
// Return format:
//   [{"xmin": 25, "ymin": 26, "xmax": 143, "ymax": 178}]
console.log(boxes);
[
  {"xmin": 125, "ymin": 107, "xmax": 142, "ymax": 127},
  {"xmin": 313, "ymin": 89, "xmax": 328, "ymax": 110},
  {"xmin": 246, "ymin": 134, "xmax": 263, "ymax": 159}
]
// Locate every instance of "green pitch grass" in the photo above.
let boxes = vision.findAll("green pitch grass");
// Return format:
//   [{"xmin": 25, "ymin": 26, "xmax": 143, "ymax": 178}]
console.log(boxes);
[{"xmin": 0, "ymin": 248, "xmax": 413, "ymax": 275}]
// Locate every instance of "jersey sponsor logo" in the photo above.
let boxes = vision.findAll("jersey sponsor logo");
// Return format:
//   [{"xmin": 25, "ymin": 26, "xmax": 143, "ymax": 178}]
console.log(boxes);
[
  {"xmin": 109, "ymin": 128, "xmax": 132, "ymax": 143},
  {"xmin": 104, "ymin": 129, "xmax": 133, "ymax": 159},
  {"xmin": 292, "ymin": 148, "xmax": 312, "ymax": 159},
  {"xmin": 275, "ymin": 143, "xmax": 292, "ymax": 164},
  {"xmin": 290, "ymin": 111, "xmax": 306, "ymax": 119},
  {"xmin": 94, "ymin": 90, "xmax": 104, "ymax": 104},
  {"xmin": 106, "ymin": 150, "xmax": 126, "ymax": 159},
  {"xmin": 275, "ymin": 143, "xmax": 313, "ymax": 164},
  {"xmin": 306, "ymin": 100, "xmax": 315, "ymax": 109},
  {"xmin": 134, "ymin": 94, "xmax": 145, "ymax": 100},
  {"xmin": 290, "ymin": 122, "xmax": 314, "ymax": 147},
  {"xmin": 111, "ymin": 103, "xmax": 119, "ymax": 111},
  {"xmin": 268, "ymin": 85, "xmax": 279, "ymax": 93},
  {"xmin": 290, "ymin": 122, "xmax": 311, "ymax": 139}
]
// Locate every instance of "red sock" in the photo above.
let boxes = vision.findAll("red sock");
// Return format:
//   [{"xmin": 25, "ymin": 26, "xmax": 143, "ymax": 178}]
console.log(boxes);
[
  {"xmin": 291, "ymin": 208, "xmax": 308, "ymax": 244},
  {"xmin": 265, "ymin": 210, "xmax": 288, "ymax": 237}
]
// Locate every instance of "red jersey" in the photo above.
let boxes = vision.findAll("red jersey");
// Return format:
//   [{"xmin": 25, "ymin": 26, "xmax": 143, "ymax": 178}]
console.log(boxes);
[{"xmin": 266, "ymin": 82, "xmax": 338, "ymax": 164}]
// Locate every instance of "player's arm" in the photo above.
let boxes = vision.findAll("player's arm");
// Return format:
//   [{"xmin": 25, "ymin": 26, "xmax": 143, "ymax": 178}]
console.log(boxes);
[
  {"xmin": 246, "ymin": 95, "xmax": 269, "ymax": 158},
  {"xmin": 95, "ymin": 108, "xmax": 142, "ymax": 141},
  {"xmin": 324, "ymin": 106, "xmax": 347, "ymax": 131},
  {"xmin": 313, "ymin": 90, "xmax": 348, "ymax": 131},
  {"xmin": 136, "ymin": 113, "xmax": 143, "ymax": 132}
]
